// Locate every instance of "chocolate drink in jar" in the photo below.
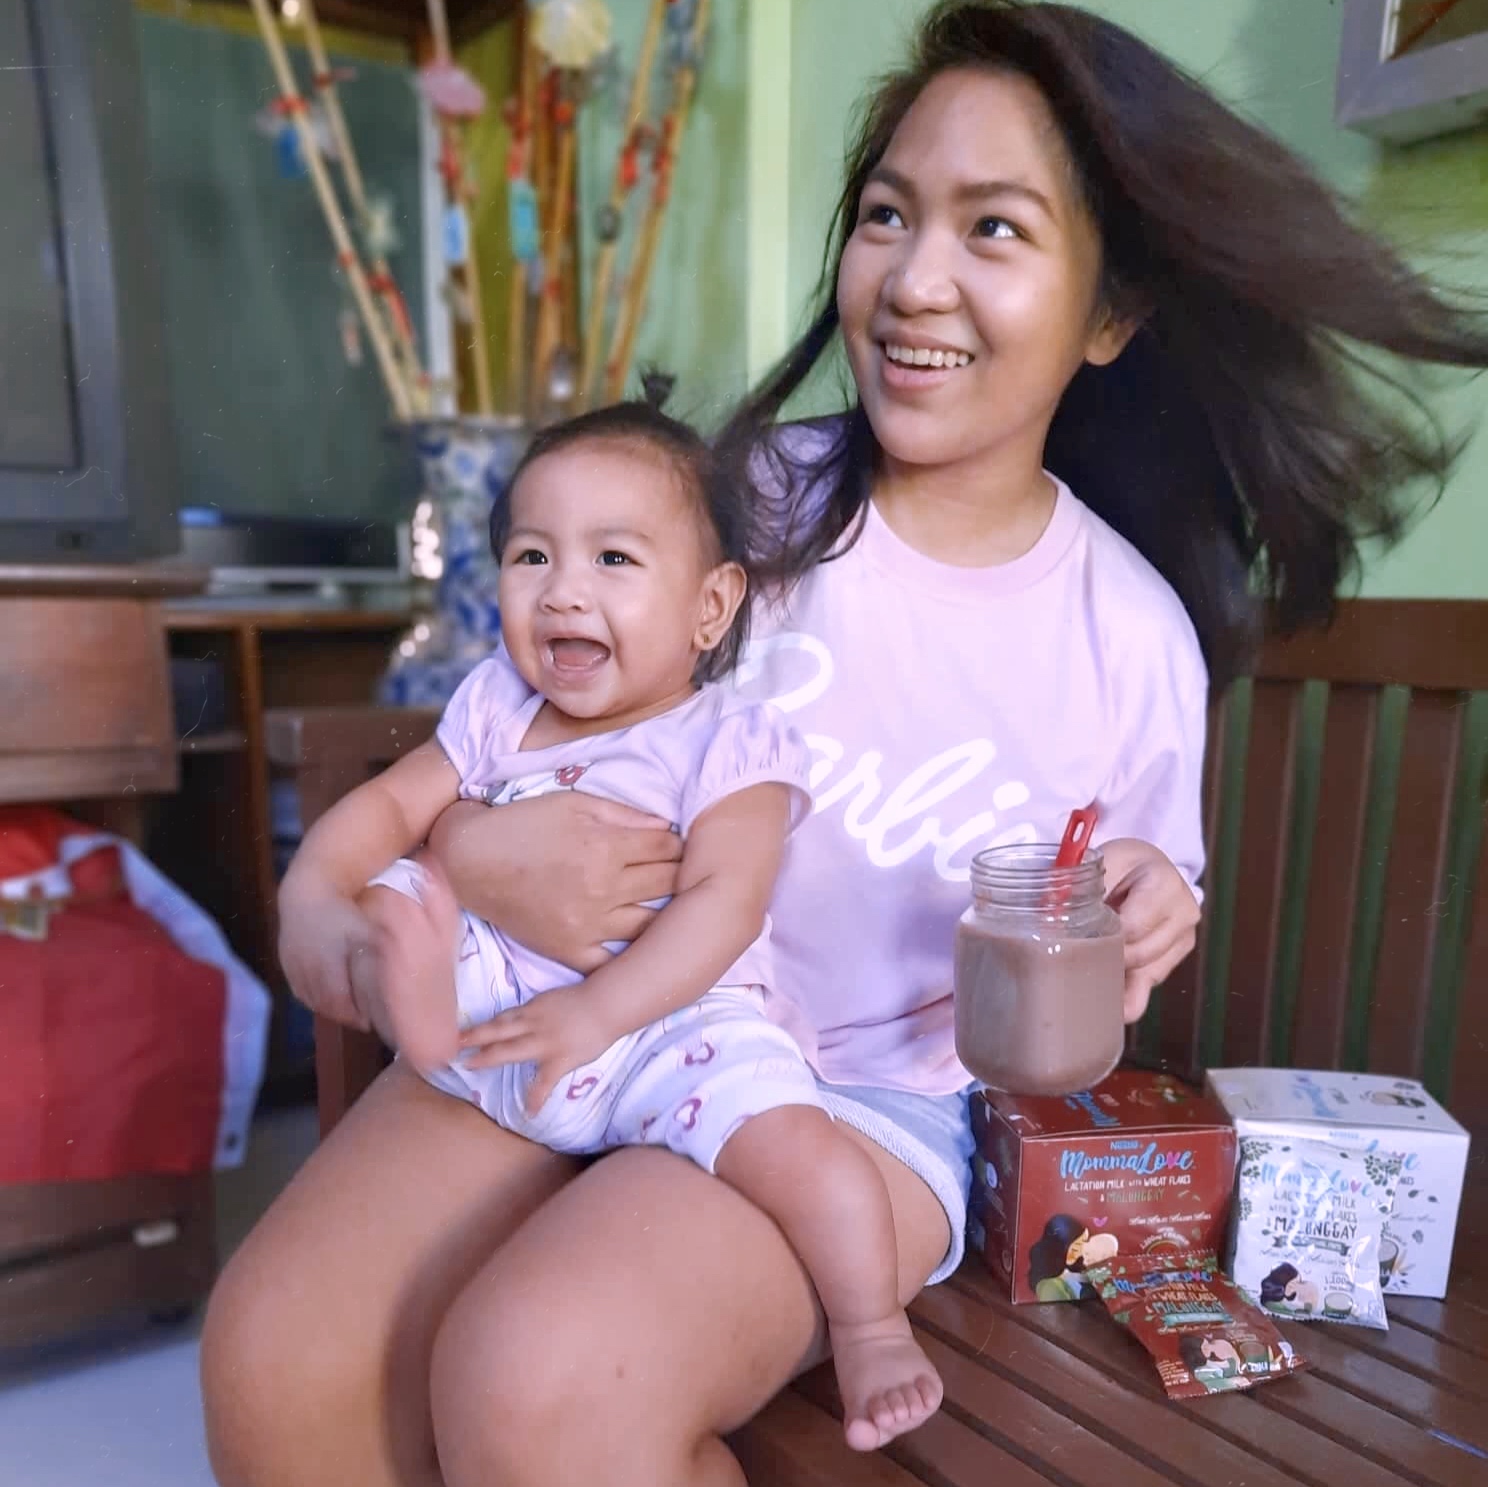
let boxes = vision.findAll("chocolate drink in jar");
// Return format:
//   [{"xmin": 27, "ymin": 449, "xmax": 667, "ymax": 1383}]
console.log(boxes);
[{"xmin": 954, "ymin": 841, "xmax": 1126, "ymax": 1096}]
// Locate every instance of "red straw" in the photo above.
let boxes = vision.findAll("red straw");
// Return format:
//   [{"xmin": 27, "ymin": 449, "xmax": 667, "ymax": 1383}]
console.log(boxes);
[{"xmin": 1054, "ymin": 805, "xmax": 1098, "ymax": 869}]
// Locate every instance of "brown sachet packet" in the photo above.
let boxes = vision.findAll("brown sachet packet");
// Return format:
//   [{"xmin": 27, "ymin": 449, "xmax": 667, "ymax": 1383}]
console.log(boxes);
[{"xmin": 1084, "ymin": 1251, "xmax": 1307, "ymax": 1400}]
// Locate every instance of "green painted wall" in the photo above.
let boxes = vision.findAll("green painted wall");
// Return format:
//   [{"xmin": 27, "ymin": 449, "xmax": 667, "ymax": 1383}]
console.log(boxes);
[
  {"xmin": 764, "ymin": 0, "xmax": 1488, "ymax": 599},
  {"xmin": 134, "ymin": 6, "xmax": 423, "ymax": 522}
]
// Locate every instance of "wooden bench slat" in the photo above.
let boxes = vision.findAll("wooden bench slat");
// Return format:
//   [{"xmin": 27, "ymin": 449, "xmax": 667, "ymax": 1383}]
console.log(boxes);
[
  {"xmin": 921, "ymin": 1279, "xmax": 1307, "ymax": 1487},
  {"xmin": 1448, "ymin": 779, "xmax": 1488, "ymax": 1148},
  {"xmin": 941, "ymin": 1270, "xmax": 1481, "ymax": 1487},
  {"xmin": 1325, "ymin": 1323, "xmax": 1488, "ymax": 1406},
  {"xmin": 1222, "ymin": 681, "xmax": 1302, "ymax": 1067},
  {"xmin": 1289, "ymin": 1321, "xmax": 1488, "ymax": 1456},
  {"xmin": 1156, "ymin": 695, "xmax": 1228, "ymax": 1082},
  {"xmin": 914, "ymin": 1331, "xmax": 1178, "ymax": 1487},
  {"xmin": 1390, "ymin": 1298, "xmax": 1488, "ymax": 1363},
  {"xmin": 729, "ymin": 1390, "xmax": 926, "ymax": 1486},
  {"xmin": 1368, "ymin": 691, "xmax": 1465, "ymax": 1079},
  {"xmin": 1254, "ymin": 1371, "xmax": 1486, "ymax": 1487},
  {"xmin": 1257, "ymin": 601, "xmax": 1488, "ymax": 692},
  {"xmin": 1290, "ymin": 683, "xmax": 1379, "ymax": 1069},
  {"xmin": 793, "ymin": 1365, "xmax": 1076, "ymax": 1487}
]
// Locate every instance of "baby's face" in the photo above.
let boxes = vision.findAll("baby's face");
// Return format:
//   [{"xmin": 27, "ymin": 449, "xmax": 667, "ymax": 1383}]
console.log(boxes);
[{"xmin": 497, "ymin": 441, "xmax": 739, "ymax": 728}]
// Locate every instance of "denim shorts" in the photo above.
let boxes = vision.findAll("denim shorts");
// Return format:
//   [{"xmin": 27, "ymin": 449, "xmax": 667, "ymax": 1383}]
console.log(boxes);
[{"xmin": 816, "ymin": 1079, "xmax": 975, "ymax": 1285}]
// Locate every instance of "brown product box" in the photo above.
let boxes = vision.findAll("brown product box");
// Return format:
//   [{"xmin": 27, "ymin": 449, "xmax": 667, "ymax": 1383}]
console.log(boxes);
[{"xmin": 969, "ymin": 1070, "xmax": 1239, "ymax": 1304}]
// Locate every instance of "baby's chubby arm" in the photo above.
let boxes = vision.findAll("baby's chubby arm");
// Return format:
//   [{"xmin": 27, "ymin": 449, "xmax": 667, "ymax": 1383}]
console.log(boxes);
[
  {"xmin": 278, "ymin": 741, "xmax": 463, "ymax": 1026},
  {"xmin": 459, "ymin": 781, "xmax": 794, "ymax": 1110}
]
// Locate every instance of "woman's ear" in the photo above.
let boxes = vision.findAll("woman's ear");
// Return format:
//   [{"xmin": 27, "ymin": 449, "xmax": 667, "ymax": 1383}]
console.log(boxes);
[
  {"xmin": 1085, "ymin": 305, "xmax": 1144, "ymax": 369},
  {"xmin": 694, "ymin": 561, "xmax": 747, "ymax": 653}
]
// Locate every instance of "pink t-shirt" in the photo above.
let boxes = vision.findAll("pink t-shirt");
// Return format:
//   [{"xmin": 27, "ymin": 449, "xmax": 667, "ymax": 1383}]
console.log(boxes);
[
  {"xmin": 731, "ymin": 431, "xmax": 1209, "ymax": 1096},
  {"xmin": 436, "ymin": 651, "xmax": 812, "ymax": 992}
]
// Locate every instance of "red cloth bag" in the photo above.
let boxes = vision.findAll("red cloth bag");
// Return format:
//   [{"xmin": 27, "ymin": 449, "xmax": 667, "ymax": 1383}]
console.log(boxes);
[{"xmin": 0, "ymin": 807, "xmax": 227, "ymax": 1184}]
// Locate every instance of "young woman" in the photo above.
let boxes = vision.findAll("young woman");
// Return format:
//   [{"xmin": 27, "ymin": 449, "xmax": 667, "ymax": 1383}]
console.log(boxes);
[{"xmin": 202, "ymin": 5, "xmax": 1488, "ymax": 1484}]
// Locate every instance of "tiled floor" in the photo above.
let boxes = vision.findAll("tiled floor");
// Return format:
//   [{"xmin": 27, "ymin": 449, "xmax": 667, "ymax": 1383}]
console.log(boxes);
[{"xmin": 0, "ymin": 1104, "xmax": 319, "ymax": 1487}]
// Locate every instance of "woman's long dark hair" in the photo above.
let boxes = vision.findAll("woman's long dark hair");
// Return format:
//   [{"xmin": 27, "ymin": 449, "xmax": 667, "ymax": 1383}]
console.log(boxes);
[{"xmin": 718, "ymin": 0, "xmax": 1488, "ymax": 688}]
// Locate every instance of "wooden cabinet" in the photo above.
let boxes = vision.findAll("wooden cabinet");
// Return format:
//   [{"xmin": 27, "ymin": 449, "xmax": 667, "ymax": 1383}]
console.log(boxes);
[
  {"xmin": 0, "ymin": 564, "xmax": 195, "ymax": 807},
  {"xmin": 0, "ymin": 561, "xmax": 220, "ymax": 1349},
  {"xmin": 154, "ymin": 605, "xmax": 411, "ymax": 1088}
]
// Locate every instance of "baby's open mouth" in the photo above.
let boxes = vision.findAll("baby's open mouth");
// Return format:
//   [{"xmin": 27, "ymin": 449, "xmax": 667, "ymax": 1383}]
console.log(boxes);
[{"xmin": 546, "ymin": 638, "xmax": 611, "ymax": 673}]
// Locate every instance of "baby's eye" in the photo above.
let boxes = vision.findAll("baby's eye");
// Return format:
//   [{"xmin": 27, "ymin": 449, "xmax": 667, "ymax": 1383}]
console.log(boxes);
[
  {"xmin": 974, "ymin": 216, "xmax": 1019, "ymax": 241},
  {"xmin": 510, "ymin": 548, "xmax": 547, "ymax": 566},
  {"xmin": 598, "ymin": 550, "xmax": 632, "ymax": 567}
]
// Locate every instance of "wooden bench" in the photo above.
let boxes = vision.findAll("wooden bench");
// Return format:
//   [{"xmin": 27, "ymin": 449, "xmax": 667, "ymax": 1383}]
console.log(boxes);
[{"xmin": 267, "ymin": 597, "xmax": 1488, "ymax": 1487}]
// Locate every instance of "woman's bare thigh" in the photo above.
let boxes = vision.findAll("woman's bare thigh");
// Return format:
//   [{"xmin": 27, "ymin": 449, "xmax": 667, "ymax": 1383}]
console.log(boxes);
[
  {"xmin": 429, "ymin": 1126, "xmax": 950, "ymax": 1486},
  {"xmin": 202, "ymin": 1060, "xmax": 578, "ymax": 1487}
]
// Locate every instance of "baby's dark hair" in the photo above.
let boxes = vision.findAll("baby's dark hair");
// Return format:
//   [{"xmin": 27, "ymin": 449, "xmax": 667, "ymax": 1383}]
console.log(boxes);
[{"xmin": 490, "ymin": 379, "xmax": 753, "ymax": 682}]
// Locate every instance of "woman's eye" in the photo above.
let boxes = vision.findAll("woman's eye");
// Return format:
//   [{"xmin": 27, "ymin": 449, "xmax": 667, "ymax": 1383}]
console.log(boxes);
[
  {"xmin": 598, "ymin": 550, "xmax": 631, "ymax": 567},
  {"xmin": 974, "ymin": 216, "xmax": 1018, "ymax": 241},
  {"xmin": 510, "ymin": 549, "xmax": 546, "ymax": 566},
  {"xmin": 860, "ymin": 201, "xmax": 903, "ymax": 229}
]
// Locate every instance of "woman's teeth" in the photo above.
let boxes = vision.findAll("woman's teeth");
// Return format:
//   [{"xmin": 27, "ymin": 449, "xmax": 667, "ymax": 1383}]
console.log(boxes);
[{"xmin": 884, "ymin": 343, "xmax": 972, "ymax": 369}]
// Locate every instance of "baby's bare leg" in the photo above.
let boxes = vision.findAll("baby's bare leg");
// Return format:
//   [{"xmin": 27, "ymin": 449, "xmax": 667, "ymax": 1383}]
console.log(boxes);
[
  {"xmin": 712, "ymin": 1107, "xmax": 942, "ymax": 1451},
  {"xmin": 355, "ymin": 870, "xmax": 462, "ymax": 1073}
]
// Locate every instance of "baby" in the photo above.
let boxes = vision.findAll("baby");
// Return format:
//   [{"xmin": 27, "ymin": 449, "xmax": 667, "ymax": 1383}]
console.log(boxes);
[{"xmin": 277, "ymin": 397, "xmax": 942, "ymax": 1451}]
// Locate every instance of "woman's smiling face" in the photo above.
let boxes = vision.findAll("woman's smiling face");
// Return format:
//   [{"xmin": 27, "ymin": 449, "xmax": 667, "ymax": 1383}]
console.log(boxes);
[{"xmin": 836, "ymin": 67, "xmax": 1131, "ymax": 477}]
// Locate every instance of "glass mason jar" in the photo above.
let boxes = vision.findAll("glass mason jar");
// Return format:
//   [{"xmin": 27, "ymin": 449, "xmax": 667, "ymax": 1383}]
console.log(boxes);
[{"xmin": 954, "ymin": 843, "xmax": 1126, "ymax": 1097}]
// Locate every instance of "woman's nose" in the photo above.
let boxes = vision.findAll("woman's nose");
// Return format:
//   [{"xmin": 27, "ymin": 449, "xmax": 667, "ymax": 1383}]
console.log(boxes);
[{"xmin": 883, "ymin": 230, "xmax": 960, "ymax": 316}]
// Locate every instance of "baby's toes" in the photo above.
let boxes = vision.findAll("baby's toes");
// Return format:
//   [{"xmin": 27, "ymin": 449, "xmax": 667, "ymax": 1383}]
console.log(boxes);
[
  {"xmin": 872, "ymin": 1389, "xmax": 911, "ymax": 1433},
  {"xmin": 915, "ymin": 1373, "xmax": 944, "ymax": 1415}
]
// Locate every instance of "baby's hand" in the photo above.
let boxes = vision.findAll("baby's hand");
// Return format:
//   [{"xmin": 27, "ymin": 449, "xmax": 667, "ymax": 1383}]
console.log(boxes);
[
  {"xmin": 1099, "ymin": 838, "xmax": 1201, "ymax": 1022},
  {"xmin": 459, "ymin": 984, "xmax": 617, "ymax": 1113}
]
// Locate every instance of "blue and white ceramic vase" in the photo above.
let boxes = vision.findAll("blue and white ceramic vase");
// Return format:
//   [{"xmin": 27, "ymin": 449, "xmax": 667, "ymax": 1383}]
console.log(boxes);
[{"xmin": 380, "ymin": 416, "xmax": 530, "ymax": 707}]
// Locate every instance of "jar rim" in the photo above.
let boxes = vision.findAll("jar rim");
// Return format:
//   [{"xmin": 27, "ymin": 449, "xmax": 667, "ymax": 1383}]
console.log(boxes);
[
  {"xmin": 968, "ymin": 843, "xmax": 1106, "ymax": 906},
  {"xmin": 970, "ymin": 843, "xmax": 1104, "ymax": 874}
]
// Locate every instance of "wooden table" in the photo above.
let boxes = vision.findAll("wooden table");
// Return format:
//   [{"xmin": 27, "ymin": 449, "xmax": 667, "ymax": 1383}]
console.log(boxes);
[{"xmin": 735, "ymin": 1199, "xmax": 1488, "ymax": 1486}]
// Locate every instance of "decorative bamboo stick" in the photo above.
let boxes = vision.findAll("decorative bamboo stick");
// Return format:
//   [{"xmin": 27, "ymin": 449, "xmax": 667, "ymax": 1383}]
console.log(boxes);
[
  {"xmin": 300, "ymin": 0, "xmax": 426, "ymax": 411},
  {"xmin": 579, "ymin": 0, "xmax": 666, "ymax": 409},
  {"xmin": 532, "ymin": 79, "xmax": 577, "ymax": 409},
  {"xmin": 425, "ymin": 0, "xmax": 452, "ymax": 64},
  {"xmin": 506, "ymin": 15, "xmax": 542, "ymax": 416},
  {"xmin": 426, "ymin": 0, "xmax": 495, "ymax": 416},
  {"xmin": 604, "ymin": 0, "xmax": 710, "ymax": 404},
  {"xmin": 247, "ymin": 0, "xmax": 413, "ymax": 420}
]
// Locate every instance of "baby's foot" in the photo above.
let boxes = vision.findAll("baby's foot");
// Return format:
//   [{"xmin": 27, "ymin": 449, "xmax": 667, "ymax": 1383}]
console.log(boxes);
[
  {"xmin": 359, "ymin": 864, "xmax": 461, "ymax": 1072},
  {"xmin": 829, "ymin": 1311, "xmax": 943, "ymax": 1452}
]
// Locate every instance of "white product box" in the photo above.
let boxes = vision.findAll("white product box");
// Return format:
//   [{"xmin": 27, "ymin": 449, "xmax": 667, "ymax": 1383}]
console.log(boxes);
[{"xmin": 1203, "ymin": 1068, "xmax": 1470, "ymax": 1299}]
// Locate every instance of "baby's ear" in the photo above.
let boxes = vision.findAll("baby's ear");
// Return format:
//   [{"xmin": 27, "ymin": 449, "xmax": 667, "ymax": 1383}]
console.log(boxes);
[{"xmin": 695, "ymin": 561, "xmax": 747, "ymax": 653}]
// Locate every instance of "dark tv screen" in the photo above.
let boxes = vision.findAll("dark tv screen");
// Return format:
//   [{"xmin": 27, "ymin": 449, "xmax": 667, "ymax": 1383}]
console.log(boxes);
[{"xmin": 0, "ymin": 0, "xmax": 179, "ymax": 563}]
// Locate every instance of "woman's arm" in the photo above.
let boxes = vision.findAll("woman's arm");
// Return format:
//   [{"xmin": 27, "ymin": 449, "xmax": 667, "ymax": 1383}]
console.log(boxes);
[
  {"xmin": 425, "ymin": 793, "xmax": 684, "ymax": 970},
  {"xmin": 459, "ymin": 783, "xmax": 794, "ymax": 1109}
]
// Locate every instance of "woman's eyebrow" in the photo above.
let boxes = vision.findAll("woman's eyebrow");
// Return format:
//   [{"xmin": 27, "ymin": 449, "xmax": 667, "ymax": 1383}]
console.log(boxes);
[{"xmin": 865, "ymin": 164, "xmax": 1054, "ymax": 219}]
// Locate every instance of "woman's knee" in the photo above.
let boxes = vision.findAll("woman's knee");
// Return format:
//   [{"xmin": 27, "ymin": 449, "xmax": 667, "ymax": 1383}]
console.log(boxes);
[
  {"xmin": 200, "ymin": 1239, "xmax": 405, "ymax": 1486},
  {"xmin": 428, "ymin": 1272, "xmax": 566, "ymax": 1478},
  {"xmin": 200, "ymin": 1246, "xmax": 312, "ymax": 1482}
]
